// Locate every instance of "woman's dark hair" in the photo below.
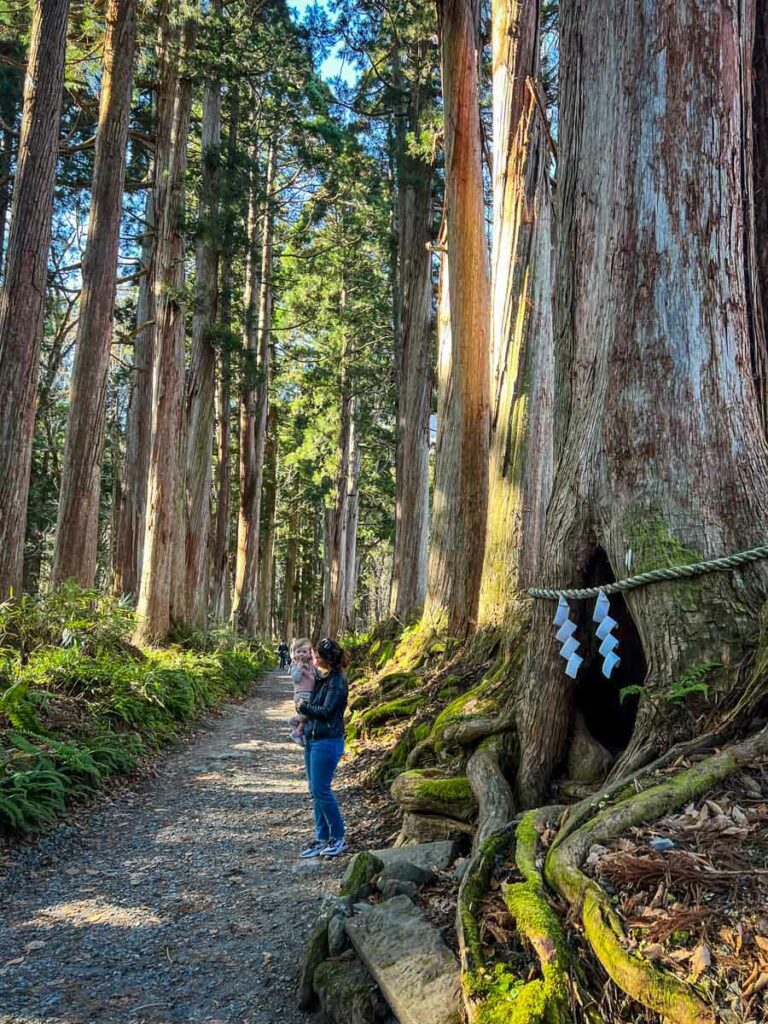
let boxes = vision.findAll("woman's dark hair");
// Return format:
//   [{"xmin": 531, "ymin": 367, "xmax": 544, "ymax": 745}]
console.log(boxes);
[{"xmin": 317, "ymin": 637, "xmax": 350, "ymax": 669}]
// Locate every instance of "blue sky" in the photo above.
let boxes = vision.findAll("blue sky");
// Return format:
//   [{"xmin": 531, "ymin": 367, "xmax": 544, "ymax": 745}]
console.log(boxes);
[{"xmin": 290, "ymin": 0, "xmax": 358, "ymax": 85}]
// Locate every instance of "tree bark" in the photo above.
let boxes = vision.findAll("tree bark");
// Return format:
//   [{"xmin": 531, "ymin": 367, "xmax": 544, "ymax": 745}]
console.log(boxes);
[
  {"xmin": 344, "ymin": 397, "xmax": 362, "ymax": 631},
  {"xmin": 477, "ymin": 0, "xmax": 554, "ymax": 637},
  {"xmin": 515, "ymin": 0, "xmax": 768, "ymax": 805},
  {"xmin": 425, "ymin": 0, "xmax": 491, "ymax": 636},
  {"xmin": 52, "ymin": 0, "xmax": 139, "ymax": 587},
  {"xmin": 752, "ymin": 2, "xmax": 768, "ymax": 430},
  {"xmin": 232, "ymin": 137, "xmax": 276, "ymax": 635},
  {"xmin": 389, "ymin": 46, "xmax": 435, "ymax": 625},
  {"xmin": 257, "ymin": 405, "xmax": 278, "ymax": 636},
  {"xmin": 210, "ymin": 91, "xmax": 239, "ymax": 624},
  {"xmin": 183, "ymin": 26, "xmax": 223, "ymax": 629},
  {"xmin": 134, "ymin": 13, "xmax": 196, "ymax": 645},
  {"xmin": 0, "ymin": 0, "xmax": 69, "ymax": 600},
  {"xmin": 113, "ymin": 186, "xmax": 154, "ymax": 599},
  {"xmin": 282, "ymin": 524, "xmax": 298, "ymax": 640}
]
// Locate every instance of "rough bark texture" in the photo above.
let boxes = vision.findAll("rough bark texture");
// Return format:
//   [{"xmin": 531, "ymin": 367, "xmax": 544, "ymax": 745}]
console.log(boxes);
[
  {"xmin": 114, "ymin": 186, "xmax": 155, "ymax": 599},
  {"xmin": 515, "ymin": 0, "xmax": 768, "ymax": 805},
  {"xmin": 753, "ymin": 2, "xmax": 768, "ymax": 429},
  {"xmin": 343, "ymin": 398, "xmax": 362, "ymax": 631},
  {"xmin": 282, "ymin": 526, "xmax": 298, "ymax": 640},
  {"xmin": 0, "ymin": 0, "xmax": 69, "ymax": 600},
  {"xmin": 210, "ymin": 92, "xmax": 239, "ymax": 624},
  {"xmin": 134, "ymin": 14, "xmax": 196, "ymax": 644},
  {"xmin": 425, "ymin": 0, "xmax": 490, "ymax": 637},
  {"xmin": 183, "ymin": 47, "xmax": 222, "ymax": 629},
  {"xmin": 257, "ymin": 406, "xmax": 278, "ymax": 637},
  {"xmin": 389, "ymin": 51, "xmax": 435, "ymax": 625},
  {"xmin": 477, "ymin": 0, "xmax": 554, "ymax": 635},
  {"xmin": 232, "ymin": 138, "xmax": 276, "ymax": 635},
  {"xmin": 52, "ymin": 0, "xmax": 139, "ymax": 587}
]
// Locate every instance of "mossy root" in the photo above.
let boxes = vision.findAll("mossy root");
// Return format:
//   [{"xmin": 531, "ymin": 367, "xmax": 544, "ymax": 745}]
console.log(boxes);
[{"xmin": 545, "ymin": 723, "xmax": 768, "ymax": 1024}]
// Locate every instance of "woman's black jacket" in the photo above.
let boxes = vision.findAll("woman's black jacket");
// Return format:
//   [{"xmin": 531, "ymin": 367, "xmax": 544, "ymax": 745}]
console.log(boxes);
[{"xmin": 298, "ymin": 669, "xmax": 348, "ymax": 741}]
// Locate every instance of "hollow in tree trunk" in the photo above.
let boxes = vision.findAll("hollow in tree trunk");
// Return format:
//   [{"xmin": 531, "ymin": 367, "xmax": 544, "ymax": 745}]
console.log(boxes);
[
  {"xmin": 0, "ymin": 0, "xmax": 69, "ymax": 600},
  {"xmin": 515, "ymin": 0, "xmax": 768, "ymax": 806}
]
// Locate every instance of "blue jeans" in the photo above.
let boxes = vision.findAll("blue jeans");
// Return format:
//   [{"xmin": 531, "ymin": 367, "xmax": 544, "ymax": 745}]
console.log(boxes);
[{"xmin": 304, "ymin": 737, "xmax": 345, "ymax": 842}]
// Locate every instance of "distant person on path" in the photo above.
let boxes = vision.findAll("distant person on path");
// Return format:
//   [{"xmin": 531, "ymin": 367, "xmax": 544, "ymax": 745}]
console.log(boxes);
[
  {"xmin": 298, "ymin": 637, "xmax": 349, "ymax": 859},
  {"xmin": 277, "ymin": 640, "xmax": 289, "ymax": 669},
  {"xmin": 287, "ymin": 637, "xmax": 316, "ymax": 746}
]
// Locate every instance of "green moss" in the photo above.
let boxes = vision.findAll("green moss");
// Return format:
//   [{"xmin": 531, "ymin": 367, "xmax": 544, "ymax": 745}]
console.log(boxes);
[
  {"xmin": 624, "ymin": 512, "xmax": 700, "ymax": 575},
  {"xmin": 412, "ymin": 722, "xmax": 431, "ymax": 743},
  {"xmin": 339, "ymin": 851, "xmax": 384, "ymax": 897},
  {"xmin": 410, "ymin": 772, "xmax": 472, "ymax": 803},
  {"xmin": 378, "ymin": 670, "xmax": 419, "ymax": 694},
  {"xmin": 360, "ymin": 695, "xmax": 422, "ymax": 731}
]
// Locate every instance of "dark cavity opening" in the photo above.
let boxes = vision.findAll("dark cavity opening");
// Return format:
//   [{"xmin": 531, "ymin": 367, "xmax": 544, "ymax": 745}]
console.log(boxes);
[{"xmin": 573, "ymin": 546, "xmax": 647, "ymax": 753}]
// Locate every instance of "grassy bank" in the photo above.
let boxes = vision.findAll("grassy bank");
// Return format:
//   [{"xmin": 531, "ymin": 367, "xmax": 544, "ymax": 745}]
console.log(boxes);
[{"xmin": 0, "ymin": 586, "xmax": 272, "ymax": 834}]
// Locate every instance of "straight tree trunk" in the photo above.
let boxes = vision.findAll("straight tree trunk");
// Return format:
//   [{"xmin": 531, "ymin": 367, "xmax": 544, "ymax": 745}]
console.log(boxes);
[
  {"xmin": 183, "ymin": 30, "xmax": 223, "ymax": 629},
  {"xmin": 52, "ymin": 0, "xmax": 139, "ymax": 587},
  {"xmin": 344, "ymin": 398, "xmax": 362, "ymax": 631},
  {"xmin": 0, "ymin": 0, "xmax": 69, "ymax": 600},
  {"xmin": 425, "ymin": 0, "xmax": 491, "ymax": 636},
  {"xmin": 477, "ymin": 0, "xmax": 554, "ymax": 637},
  {"xmin": 232, "ymin": 137, "xmax": 276, "ymax": 635},
  {"xmin": 515, "ymin": 0, "xmax": 768, "ymax": 805},
  {"xmin": 389, "ymin": 48, "xmax": 435, "ymax": 625},
  {"xmin": 134, "ymin": 13, "xmax": 196, "ymax": 645},
  {"xmin": 113, "ymin": 187, "xmax": 154, "ymax": 599},
  {"xmin": 0, "ymin": 124, "xmax": 15, "ymax": 278},
  {"xmin": 282, "ymin": 525, "xmax": 298, "ymax": 639},
  {"xmin": 210, "ymin": 91, "xmax": 239, "ymax": 623},
  {"xmin": 752, "ymin": 3, "xmax": 768, "ymax": 430},
  {"xmin": 324, "ymin": 321, "xmax": 353, "ymax": 639},
  {"xmin": 257, "ymin": 405, "xmax": 278, "ymax": 636}
]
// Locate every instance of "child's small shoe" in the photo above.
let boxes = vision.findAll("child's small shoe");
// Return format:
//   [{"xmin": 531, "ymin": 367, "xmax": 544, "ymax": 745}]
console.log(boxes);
[{"xmin": 289, "ymin": 729, "xmax": 305, "ymax": 747}]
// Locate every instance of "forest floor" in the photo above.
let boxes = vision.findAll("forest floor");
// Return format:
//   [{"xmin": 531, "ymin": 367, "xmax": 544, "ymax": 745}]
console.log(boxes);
[{"xmin": 0, "ymin": 668, "xmax": 394, "ymax": 1024}]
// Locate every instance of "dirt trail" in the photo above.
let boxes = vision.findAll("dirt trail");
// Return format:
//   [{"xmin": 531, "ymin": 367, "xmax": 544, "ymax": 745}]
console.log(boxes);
[{"xmin": 0, "ymin": 669, "xmax": 351, "ymax": 1024}]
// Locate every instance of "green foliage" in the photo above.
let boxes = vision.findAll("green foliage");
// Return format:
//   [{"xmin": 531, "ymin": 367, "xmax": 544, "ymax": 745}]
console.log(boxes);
[{"xmin": 0, "ymin": 587, "xmax": 271, "ymax": 834}]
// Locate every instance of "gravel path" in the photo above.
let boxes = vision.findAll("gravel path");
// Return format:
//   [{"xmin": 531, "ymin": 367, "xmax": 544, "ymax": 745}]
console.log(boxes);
[{"xmin": 0, "ymin": 669, "xmax": 354, "ymax": 1024}]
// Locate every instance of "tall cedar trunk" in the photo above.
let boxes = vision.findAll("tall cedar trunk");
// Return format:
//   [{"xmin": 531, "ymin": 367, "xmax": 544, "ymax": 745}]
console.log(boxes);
[
  {"xmin": 515, "ymin": 0, "xmax": 768, "ymax": 806},
  {"xmin": 0, "ymin": 121, "xmax": 16, "ymax": 278},
  {"xmin": 344, "ymin": 397, "xmax": 362, "ymax": 631},
  {"xmin": 257, "ymin": 405, "xmax": 278, "ymax": 636},
  {"xmin": 114, "ymin": 186, "xmax": 154, "ymax": 598},
  {"xmin": 134, "ymin": 14, "xmax": 196, "ymax": 645},
  {"xmin": 389, "ymin": 52, "xmax": 435, "ymax": 624},
  {"xmin": 0, "ymin": 0, "xmax": 69, "ymax": 600},
  {"xmin": 477, "ymin": 0, "xmax": 554, "ymax": 636},
  {"xmin": 183, "ymin": 39, "xmax": 223, "ymax": 629},
  {"xmin": 211, "ymin": 91, "xmax": 239, "ymax": 623},
  {"xmin": 323, "ymin": 317, "xmax": 353, "ymax": 639},
  {"xmin": 52, "ymin": 0, "xmax": 139, "ymax": 586},
  {"xmin": 425, "ymin": 0, "xmax": 490, "ymax": 636},
  {"xmin": 282, "ymin": 524, "xmax": 298, "ymax": 639},
  {"xmin": 232, "ymin": 138, "xmax": 276, "ymax": 635},
  {"xmin": 753, "ymin": 4, "xmax": 768, "ymax": 428}
]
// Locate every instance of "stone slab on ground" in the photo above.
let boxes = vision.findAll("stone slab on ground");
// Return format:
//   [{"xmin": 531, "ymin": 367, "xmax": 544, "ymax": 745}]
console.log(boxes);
[
  {"xmin": 313, "ymin": 954, "xmax": 394, "ymax": 1024},
  {"xmin": 373, "ymin": 839, "xmax": 455, "ymax": 870},
  {"xmin": 345, "ymin": 895, "xmax": 461, "ymax": 1024}
]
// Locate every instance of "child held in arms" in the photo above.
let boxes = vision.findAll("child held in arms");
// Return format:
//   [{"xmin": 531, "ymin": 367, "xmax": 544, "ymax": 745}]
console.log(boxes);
[{"xmin": 288, "ymin": 638, "xmax": 316, "ymax": 746}]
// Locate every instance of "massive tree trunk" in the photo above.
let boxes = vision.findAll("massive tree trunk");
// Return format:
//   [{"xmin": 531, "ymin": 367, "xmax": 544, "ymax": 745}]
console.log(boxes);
[
  {"xmin": 183, "ymin": 32, "xmax": 223, "ymax": 629},
  {"xmin": 0, "ymin": 0, "xmax": 69, "ymax": 601},
  {"xmin": 515, "ymin": 0, "xmax": 768, "ymax": 806},
  {"xmin": 114, "ymin": 186, "xmax": 154, "ymax": 599},
  {"xmin": 257, "ymin": 405, "xmax": 278, "ymax": 636},
  {"xmin": 424, "ymin": 0, "xmax": 491, "ymax": 637},
  {"xmin": 477, "ymin": 0, "xmax": 554, "ymax": 639},
  {"xmin": 232, "ymin": 137, "xmax": 276, "ymax": 635},
  {"xmin": 210, "ymin": 91, "xmax": 239, "ymax": 624},
  {"xmin": 282, "ymin": 524, "xmax": 298, "ymax": 640},
  {"xmin": 52, "ymin": 0, "xmax": 139, "ymax": 587},
  {"xmin": 134, "ymin": 13, "xmax": 196, "ymax": 645},
  {"xmin": 753, "ymin": 2, "xmax": 768, "ymax": 429},
  {"xmin": 389, "ymin": 50, "xmax": 435, "ymax": 625}
]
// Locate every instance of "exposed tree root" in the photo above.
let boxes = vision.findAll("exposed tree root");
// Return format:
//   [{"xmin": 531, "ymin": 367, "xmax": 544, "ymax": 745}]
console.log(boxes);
[
  {"xmin": 545, "ymin": 723, "xmax": 768, "ymax": 1024},
  {"xmin": 405, "ymin": 735, "xmax": 436, "ymax": 768},
  {"xmin": 443, "ymin": 710, "xmax": 515, "ymax": 749},
  {"xmin": 390, "ymin": 768, "xmax": 477, "ymax": 820},
  {"xmin": 467, "ymin": 734, "xmax": 516, "ymax": 851}
]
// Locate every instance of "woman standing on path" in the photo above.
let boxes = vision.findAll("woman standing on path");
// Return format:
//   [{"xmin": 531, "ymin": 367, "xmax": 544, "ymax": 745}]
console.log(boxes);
[{"xmin": 298, "ymin": 638, "xmax": 349, "ymax": 859}]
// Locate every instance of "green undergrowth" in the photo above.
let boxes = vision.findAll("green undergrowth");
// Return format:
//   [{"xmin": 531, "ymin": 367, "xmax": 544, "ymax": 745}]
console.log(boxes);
[{"xmin": 0, "ymin": 585, "xmax": 272, "ymax": 833}]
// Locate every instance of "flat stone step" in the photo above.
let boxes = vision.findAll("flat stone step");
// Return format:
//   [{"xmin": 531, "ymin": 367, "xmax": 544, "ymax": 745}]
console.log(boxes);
[
  {"xmin": 367, "ymin": 840, "xmax": 456, "ymax": 873},
  {"xmin": 345, "ymin": 896, "xmax": 461, "ymax": 1024}
]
